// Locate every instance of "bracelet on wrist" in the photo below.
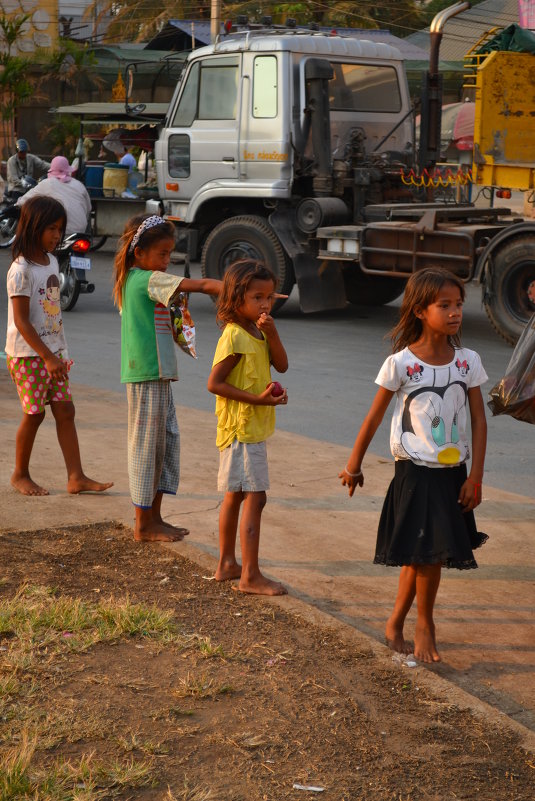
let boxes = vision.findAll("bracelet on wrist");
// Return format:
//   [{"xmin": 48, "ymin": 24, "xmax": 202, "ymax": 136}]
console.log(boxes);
[{"xmin": 344, "ymin": 465, "xmax": 363, "ymax": 478}]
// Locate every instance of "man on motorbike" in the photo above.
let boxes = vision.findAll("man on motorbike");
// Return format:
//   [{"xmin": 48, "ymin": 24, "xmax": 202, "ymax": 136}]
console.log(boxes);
[
  {"xmin": 17, "ymin": 155, "xmax": 91, "ymax": 236},
  {"xmin": 6, "ymin": 139, "xmax": 50, "ymax": 194}
]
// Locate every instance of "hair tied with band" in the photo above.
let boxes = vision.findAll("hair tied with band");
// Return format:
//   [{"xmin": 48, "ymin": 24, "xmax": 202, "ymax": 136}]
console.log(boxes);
[{"xmin": 129, "ymin": 215, "xmax": 167, "ymax": 253}]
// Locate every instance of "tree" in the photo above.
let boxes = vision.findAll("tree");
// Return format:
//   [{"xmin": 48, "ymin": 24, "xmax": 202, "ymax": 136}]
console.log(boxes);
[
  {"xmin": 89, "ymin": 0, "xmax": 424, "ymax": 42},
  {"xmin": 0, "ymin": 13, "xmax": 35, "ymax": 156}
]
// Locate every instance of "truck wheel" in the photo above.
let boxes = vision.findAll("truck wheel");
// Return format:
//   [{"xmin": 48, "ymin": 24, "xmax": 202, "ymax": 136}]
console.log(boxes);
[
  {"xmin": 484, "ymin": 236, "xmax": 535, "ymax": 345},
  {"xmin": 201, "ymin": 216, "xmax": 294, "ymax": 312},
  {"xmin": 343, "ymin": 268, "xmax": 406, "ymax": 306}
]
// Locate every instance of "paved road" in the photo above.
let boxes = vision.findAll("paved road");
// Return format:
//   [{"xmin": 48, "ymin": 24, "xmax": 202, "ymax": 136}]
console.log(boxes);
[{"xmin": 0, "ymin": 243, "xmax": 532, "ymax": 497}]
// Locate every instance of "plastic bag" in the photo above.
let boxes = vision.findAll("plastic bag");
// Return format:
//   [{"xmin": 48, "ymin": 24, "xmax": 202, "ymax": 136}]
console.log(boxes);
[
  {"xmin": 170, "ymin": 292, "xmax": 197, "ymax": 359},
  {"xmin": 487, "ymin": 313, "xmax": 535, "ymax": 424}
]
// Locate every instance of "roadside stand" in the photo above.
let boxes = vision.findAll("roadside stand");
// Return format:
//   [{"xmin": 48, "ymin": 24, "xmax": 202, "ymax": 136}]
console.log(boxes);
[{"xmin": 51, "ymin": 102, "xmax": 168, "ymax": 241}]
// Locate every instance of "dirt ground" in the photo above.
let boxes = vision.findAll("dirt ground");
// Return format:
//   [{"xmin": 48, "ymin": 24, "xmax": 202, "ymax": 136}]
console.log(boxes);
[{"xmin": 1, "ymin": 522, "xmax": 534, "ymax": 801}]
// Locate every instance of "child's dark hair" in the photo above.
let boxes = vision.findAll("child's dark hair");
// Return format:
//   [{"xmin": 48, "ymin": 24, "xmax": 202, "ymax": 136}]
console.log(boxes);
[
  {"xmin": 390, "ymin": 267, "xmax": 465, "ymax": 352},
  {"xmin": 216, "ymin": 259, "xmax": 277, "ymax": 326},
  {"xmin": 112, "ymin": 213, "xmax": 176, "ymax": 309},
  {"xmin": 12, "ymin": 196, "xmax": 67, "ymax": 262}
]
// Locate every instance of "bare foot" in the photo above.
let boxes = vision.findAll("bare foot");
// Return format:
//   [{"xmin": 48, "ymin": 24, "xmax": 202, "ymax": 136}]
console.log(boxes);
[
  {"xmin": 11, "ymin": 473, "xmax": 49, "ymax": 496},
  {"xmin": 67, "ymin": 475, "xmax": 114, "ymax": 494},
  {"xmin": 134, "ymin": 521, "xmax": 186, "ymax": 542},
  {"xmin": 414, "ymin": 623, "xmax": 441, "ymax": 663},
  {"xmin": 385, "ymin": 617, "xmax": 412, "ymax": 655},
  {"xmin": 215, "ymin": 560, "xmax": 242, "ymax": 581},
  {"xmin": 154, "ymin": 517, "xmax": 189, "ymax": 537},
  {"xmin": 236, "ymin": 574, "xmax": 287, "ymax": 596}
]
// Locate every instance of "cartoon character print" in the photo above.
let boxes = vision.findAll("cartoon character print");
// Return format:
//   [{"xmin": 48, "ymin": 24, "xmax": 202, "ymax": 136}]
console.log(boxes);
[
  {"xmin": 40, "ymin": 274, "xmax": 62, "ymax": 334},
  {"xmin": 397, "ymin": 382, "xmax": 470, "ymax": 465},
  {"xmin": 455, "ymin": 357, "xmax": 470, "ymax": 377},
  {"xmin": 406, "ymin": 362, "xmax": 424, "ymax": 382}
]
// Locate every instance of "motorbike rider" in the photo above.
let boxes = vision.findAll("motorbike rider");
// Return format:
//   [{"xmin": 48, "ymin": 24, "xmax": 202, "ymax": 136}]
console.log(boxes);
[
  {"xmin": 17, "ymin": 155, "xmax": 91, "ymax": 237},
  {"xmin": 6, "ymin": 139, "xmax": 50, "ymax": 194}
]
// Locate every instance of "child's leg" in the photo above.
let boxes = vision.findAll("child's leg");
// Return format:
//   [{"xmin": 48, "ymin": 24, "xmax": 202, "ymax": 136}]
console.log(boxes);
[
  {"xmin": 152, "ymin": 491, "xmax": 189, "ymax": 538},
  {"xmin": 11, "ymin": 411, "xmax": 48, "ymax": 495},
  {"xmin": 51, "ymin": 401, "xmax": 114, "ymax": 494},
  {"xmin": 385, "ymin": 565, "xmax": 417, "ymax": 654},
  {"xmin": 238, "ymin": 491, "xmax": 287, "ymax": 596},
  {"xmin": 215, "ymin": 491, "xmax": 243, "ymax": 580},
  {"xmin": 414, "ymin": 564, "xmax": 442, "ymax": 663}
]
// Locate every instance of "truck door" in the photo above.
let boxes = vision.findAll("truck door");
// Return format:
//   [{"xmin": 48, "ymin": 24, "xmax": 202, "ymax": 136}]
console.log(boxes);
[{"xmin": 159, "ymin": 55, "xmax": 241, "ymax": 207}]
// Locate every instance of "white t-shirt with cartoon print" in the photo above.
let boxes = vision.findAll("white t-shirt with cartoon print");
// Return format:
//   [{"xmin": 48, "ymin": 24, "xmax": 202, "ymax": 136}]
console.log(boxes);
[
  {"xmin": 5, "ymin": 254, "xmax": 68, "ymax": 358},
  {"xmin": 376, "ymin": 346, "xmax": 488, "ymax": 468}
]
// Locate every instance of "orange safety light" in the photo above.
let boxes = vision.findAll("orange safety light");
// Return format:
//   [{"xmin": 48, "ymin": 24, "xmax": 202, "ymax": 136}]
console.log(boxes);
[
  {"xmin": 166, "ymin": 182, "xmax": 179, "ymax": 192},
  {"xmin": 496, "ymin": 188, "xmax": 512, "ymax": 199}
]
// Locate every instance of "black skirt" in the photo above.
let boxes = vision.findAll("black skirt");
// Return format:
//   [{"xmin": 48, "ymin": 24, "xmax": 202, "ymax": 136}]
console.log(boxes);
[{"xmin": 375, "ymin": 460, "xmax": 488, "ymax": 570}]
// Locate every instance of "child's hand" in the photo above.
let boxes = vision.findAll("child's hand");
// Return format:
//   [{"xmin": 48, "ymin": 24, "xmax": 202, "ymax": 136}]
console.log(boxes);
[
  {"xmin": 45, "ymin": 355, "xmax": 69, "ymax": 382},
  {"xmin": 259, "ymin": 384, "xmax": 288, "ymax": 406},
  {"xmin": 339, "ymin": 467, "xmax": 364, "ymax": 497},
  {"xmin": 256, "ymin": 313, "xmax": 277, "ymax": 336},
  {"xmin": 458, "ymin": 477, "xmax": 482, "ymax": 511}
]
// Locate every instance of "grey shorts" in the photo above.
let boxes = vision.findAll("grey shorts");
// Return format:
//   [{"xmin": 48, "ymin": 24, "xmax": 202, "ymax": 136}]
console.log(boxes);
[{"xmin": 218, "ymin": 440, "xmax": 269, "ymax": 493}]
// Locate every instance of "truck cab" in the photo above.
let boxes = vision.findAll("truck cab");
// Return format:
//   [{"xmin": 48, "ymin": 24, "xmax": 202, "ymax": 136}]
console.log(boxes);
[{"xmin": 154, "ymin": 30, "xmax": 412, "ymax": 304}]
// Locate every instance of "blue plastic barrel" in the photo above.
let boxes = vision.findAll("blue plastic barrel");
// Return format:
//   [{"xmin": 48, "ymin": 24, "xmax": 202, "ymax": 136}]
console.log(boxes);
[{"xmin": 84, "ymin": 163, "xmax": 105, "ymax": 198}]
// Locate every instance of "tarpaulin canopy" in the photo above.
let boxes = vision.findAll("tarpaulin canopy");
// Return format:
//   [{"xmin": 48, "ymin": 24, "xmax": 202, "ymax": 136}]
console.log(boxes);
[{"xmin": 476, "ymin": 24, "xmax": 535, "ymax": 55}]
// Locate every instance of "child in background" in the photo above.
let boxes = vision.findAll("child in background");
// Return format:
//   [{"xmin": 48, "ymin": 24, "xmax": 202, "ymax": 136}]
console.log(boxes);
[
  {"xmin": 113, "ymin": 214, "xmax": 221, "ymax": 542},
  {"xmin": 207, "ymin": 259, "xmax": 289, "ymax": 596},
  {"xmin": 5, "ymin": 195, "xmax": 113, "ymax": 497},
  {"xmin": 339, "ymin": 267, "xmax": 488, "ymax": 663}
]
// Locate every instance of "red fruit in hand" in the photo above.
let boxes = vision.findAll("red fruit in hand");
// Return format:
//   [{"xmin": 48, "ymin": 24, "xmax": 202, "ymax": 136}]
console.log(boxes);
[{"xmin": 268, "ymin": 381, "xmax": 284, "ymax": 397}]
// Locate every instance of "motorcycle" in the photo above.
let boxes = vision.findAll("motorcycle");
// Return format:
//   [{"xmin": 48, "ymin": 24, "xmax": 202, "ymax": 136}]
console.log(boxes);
[
  {"xmin": 57, "ymin": 232, "xmax": 94, "ymax": 312},
  {"xmin": 0, "ymin": 176, "xmax": 37, "ymax": 248}
]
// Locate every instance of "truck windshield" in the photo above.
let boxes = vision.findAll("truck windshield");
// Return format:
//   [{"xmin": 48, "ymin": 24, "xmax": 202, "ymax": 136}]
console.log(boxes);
[
  {"xmin": 329, "ymin": 63, "xmax": 401, "ymax": 113},
  {"xmin": 171, "ymin": 57, "xmax": 239, "ymax": 126}
]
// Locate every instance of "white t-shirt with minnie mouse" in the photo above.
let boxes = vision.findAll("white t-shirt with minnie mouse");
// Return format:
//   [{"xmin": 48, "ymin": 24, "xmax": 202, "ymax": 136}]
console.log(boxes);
[
  {"xmin": 5, "ymin": 254, "xmax": 68, "ymax": 358},
  {"xmin": 376, "ymin": 346, "xmax": 488, "ymax": 468}
]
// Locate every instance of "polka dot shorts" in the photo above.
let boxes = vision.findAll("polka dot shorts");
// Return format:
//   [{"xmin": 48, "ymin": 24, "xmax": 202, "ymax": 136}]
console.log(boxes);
[{"xmin": 6, "ymin": 355, "xmax": 72, "ymax": 414}]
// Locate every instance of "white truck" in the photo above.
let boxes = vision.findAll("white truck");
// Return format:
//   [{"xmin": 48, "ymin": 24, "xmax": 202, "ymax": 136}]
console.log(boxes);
[{"xmin": 147, "ymin": 10, "xmax": 535, "ymax": 344}]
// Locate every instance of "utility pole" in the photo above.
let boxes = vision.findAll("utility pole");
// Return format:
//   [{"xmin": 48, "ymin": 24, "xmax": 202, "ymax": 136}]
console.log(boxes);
[{"xmin": 210, "ymin": 0, "xmax": 221, "ymax": 43}]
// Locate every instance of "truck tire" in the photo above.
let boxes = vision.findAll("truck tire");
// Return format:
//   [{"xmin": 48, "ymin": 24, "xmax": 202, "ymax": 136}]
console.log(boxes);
[
  {"xmin": 484, "ymin": 235, "xmax": 535, "ymax": 345},
  {"xmin": 201, "ymin": 216, "xmax": 294, "ymax": 312},
  {"xmin": 343, "ymin": 268, "xmax": 406, "ymax": 307}
]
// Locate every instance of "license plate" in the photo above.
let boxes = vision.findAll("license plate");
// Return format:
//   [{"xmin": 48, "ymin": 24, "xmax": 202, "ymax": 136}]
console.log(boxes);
[{"xmin": 70, "ymin": 256, "xmax": 91, "ymax": 270}]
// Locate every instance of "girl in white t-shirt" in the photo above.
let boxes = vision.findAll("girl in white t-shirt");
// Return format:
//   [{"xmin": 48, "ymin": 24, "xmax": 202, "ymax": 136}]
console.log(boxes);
[
  {"xmin": 339, "ymin": 267, "xmax": 488, "ymax": 664},
  {"xmin": 5, "ymin": 195, "xmax": 113, "ymax": 497}
]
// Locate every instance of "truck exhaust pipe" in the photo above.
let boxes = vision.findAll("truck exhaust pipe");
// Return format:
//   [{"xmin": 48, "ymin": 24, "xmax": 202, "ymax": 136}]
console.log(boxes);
[
  {"xmin": 304, "ymin": 58, "xmax": 334, "ymax": 196},
  {"xmin": 419, "ymin": 1, "xmax": 470, "ymax": 170}
]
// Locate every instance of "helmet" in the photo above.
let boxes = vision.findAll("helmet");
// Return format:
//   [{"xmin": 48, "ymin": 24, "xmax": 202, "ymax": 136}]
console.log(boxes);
[{"xmin": 16, "ymin": 138, "xmax": 29, "ymax": 152}]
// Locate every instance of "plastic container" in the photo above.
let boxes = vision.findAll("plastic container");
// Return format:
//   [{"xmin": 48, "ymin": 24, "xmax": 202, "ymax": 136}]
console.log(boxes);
[
  {"xmin": 102, "ymin": 163, "xmax": 129, "ymax": 197},
  {"xmin": 128, "ymin": 169, "xmax": 143, "ymax": 192},
  {"xmin": 84, "ymin": 162, "xmax": 105, "ymax": 198}
]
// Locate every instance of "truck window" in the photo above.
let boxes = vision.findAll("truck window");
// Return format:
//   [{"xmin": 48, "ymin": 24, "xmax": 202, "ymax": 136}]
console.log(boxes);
[
  {"xmin": 168, "ymin": 134, "xmax": 190, "ymax": 178},
  {"xmin": 253, "ymin": 56, "xmax": 277, "ymax": 118},
  {"xmin": 329, "ymin": 63, "xmax": 401, "ymax": 113},
  {"xmin": 198, "ymin": 61, "xmax": 239, "ymax": 120},
  {"xmin": 172, "ymin": 62, "xmax": 200, "ymax": 127}
]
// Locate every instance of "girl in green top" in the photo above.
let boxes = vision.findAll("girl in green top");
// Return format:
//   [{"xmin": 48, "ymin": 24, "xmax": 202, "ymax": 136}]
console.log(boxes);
[
  {"xmin": 207, "ymin": 260, "xmax": 289, "ymax": 596},
  {"xmin": 113, "ymin": 213, "xmax": 220, "ymax": 543}
]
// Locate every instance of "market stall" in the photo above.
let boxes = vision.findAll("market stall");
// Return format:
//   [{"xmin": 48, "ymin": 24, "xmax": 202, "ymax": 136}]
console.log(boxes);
[{"xmin": 51, "ymin": 102, "xmax": 168, "ymax": 238}]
